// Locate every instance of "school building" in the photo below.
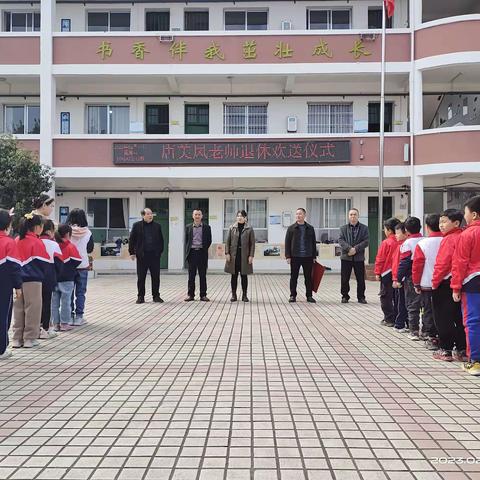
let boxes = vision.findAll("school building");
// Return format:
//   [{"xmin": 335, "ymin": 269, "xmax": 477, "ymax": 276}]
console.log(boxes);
[{"xmin": 1, "ymin": 0, "xmax": 479, "ymax": 270}]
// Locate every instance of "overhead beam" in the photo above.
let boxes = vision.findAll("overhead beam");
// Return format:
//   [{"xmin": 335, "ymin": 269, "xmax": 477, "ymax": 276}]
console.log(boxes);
[
  {"xmin": 284, "ymin": 75, "xmax": 295, "ymax": 94},
  {"xmin": 167, "ymin": 76, "xmax": 180, "ymax": 94}
]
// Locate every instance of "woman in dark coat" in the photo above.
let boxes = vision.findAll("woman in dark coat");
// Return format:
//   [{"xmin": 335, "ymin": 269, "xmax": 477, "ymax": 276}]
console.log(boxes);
[{"xmin": 225, "ymin": 210, "xmax": 255, "ymax": 302}]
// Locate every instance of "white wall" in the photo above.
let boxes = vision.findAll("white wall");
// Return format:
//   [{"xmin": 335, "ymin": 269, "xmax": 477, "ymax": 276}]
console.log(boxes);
[
  {"xmin": 54, "ymin": 95, "xmax": 409, "ymax": 135},
  {"xmin": 53, "ymin": 0, "xmax": 409, "ymax": 32},
  {"xmin": 56, "ymin": 190, "xmax": 409, "ymax": 271}
]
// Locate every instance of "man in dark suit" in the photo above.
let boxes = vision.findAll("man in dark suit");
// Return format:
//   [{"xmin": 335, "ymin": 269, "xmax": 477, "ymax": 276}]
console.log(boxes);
[
  {"xmin": 129, "ymin": 208, "xmax": 164, "ymax": 304},
  {"xmin": 184, "ymin": 209, "xmax": 212, "ymax": 301},
  {"xmin": 285, "ymin": 208, "xmax": 318, "ymax": 303},
  {"xmin": 338, "ymin": 208, "xmax": 369, "ymax": 304}
]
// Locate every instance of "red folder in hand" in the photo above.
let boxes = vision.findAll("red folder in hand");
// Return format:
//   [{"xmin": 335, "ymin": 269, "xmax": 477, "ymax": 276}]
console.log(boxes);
[{"xmin": 312, "ymin": 262, "xmax": 326, "ymax": 293}]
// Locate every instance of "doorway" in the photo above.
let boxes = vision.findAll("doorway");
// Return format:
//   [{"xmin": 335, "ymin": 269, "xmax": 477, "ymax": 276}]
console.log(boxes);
[
  {"xmin": 368, "ymin": 196, "xmax": 393, "ymax": 263},
  {"xmin": 145, "ymin": 198, "xmax": 169, "ymax": 269},
  {"xmin": 184, "ymin": 198, "xmax": 209, "ymax": 227},
  {"xmin": 184, "ymin": 198, "xmax": 209, "ymax": 267}
]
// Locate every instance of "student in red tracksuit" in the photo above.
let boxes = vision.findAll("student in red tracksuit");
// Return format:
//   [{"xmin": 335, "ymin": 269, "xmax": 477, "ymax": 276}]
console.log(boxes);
[
  {"xmin": 0, "ymin": 209, "xmax": 22, "ymax": 359},
  {"xmin": 431, "ymin": 209, "xmax": 466, "ymax": 362},
  {"xmin": 375, "ymin": 217, "xmax": 400, "ymax": 327},
  {"xmin": 412, "ymin": 214, "xmax": 443, "ymax": 351},
  {"xmin": 451, "ymin": 195, "xmax": 480, "ymax": 376},
  {"xmin": 39, "ymin": 220, "xmax": 63, "ymax": 339},
  {"xmin": 397, "ymin": 217, "xmax": 423, "ymax": 340},
  {"xmin": 392, "ymin": 223, "xmax": 408, "ymax": 332},
  {"xmin": 13, "ymin": 214, "xmax": 50, "ymax": 348},
  {"xmin": 52, "ymin": 225, "xmax": 82, "ymax": 332}
]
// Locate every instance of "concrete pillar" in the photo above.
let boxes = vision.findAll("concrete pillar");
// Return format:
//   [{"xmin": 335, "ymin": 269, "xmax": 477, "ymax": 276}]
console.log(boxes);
[
  {"xmin": 410, "ymin": 0, "xmax": 423, "ymax": 28},
  {"xmin": 40, "ymin": 0, "xmax": 55, "ymax": 168},
  {"xmin": 412, "ymin": 174, "xmax": 424, "ymax": 222},
  {"xmin": 411, "ymin": 69, "xmax": 423, "ymax": 133},
  {"xmin": 168, "ymin": 192, "xmax": 185, "ymax": 270}
]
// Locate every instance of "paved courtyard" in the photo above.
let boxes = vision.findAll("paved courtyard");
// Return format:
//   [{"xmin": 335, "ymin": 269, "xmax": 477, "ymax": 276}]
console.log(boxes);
[{"xmin": 0, "ymin": 274, "xmax": 479, "ymax": 480}]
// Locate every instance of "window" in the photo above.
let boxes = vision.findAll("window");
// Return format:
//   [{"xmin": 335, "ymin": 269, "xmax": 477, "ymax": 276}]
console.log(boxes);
[
  {"xmin": 4, "ymin": 12, "xmax": 40, "ymax": 32},
  {"xmin": 145, "ymin": 104, "xmax": 169, "ymax": 134},
  {"xmin": 224, "ymin": 10, "xmax": 267, "ymax": 30},
  {"xmin": 185, "ymin": 104, "xmax": 209, "ymax": 134},
  {"xmin": 307, "ymin": 198, "xmax": 352, "ymax": 243},
  {"xmin": 368, "ymin": 8, "xmax": 393, "ymax": 29},
  {"xmin": 184, "ymin": 10, "xmax": 209, "ymax": 31},
  {"xmin": 224, "ymin": 199, "xmax": 267, "ymax": 242},
  {"xmin": 87, "ymin": 105, "xmax": 129, "ymax": 134},
  {"xmin": 87, "ymin": 198, "xmax": 129, "ymax": 244},
  {"xmin": 146, "ymin": 11, "xmax": 170, "ymax": 31},
  {"xmin": 87, "ymin": 12, "xmax": 130, "ymax": 32},
  {"xmin": 307, "ymin": 9, "xmax": 350, "ymax": 30},
  {"xmin": 4, "ymin": 105, "xmax": 40, "ymax": 134},
  {"xmin": 308, "ymin": 104, "xmax": 353, "ymax": 134},
  {"xmin": 368, "ymin": 102, "xmax": 393, "ymax": 132},
  {"xmin": 224, "ymin": 104, "xmax": 267, "ymax": 134}
]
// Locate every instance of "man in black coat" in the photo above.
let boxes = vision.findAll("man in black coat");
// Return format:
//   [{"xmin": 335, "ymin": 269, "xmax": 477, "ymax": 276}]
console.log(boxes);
[
  {"xmin": 285, "ymin": 208, "xmax": 317, "ymax": 303},
  {"xmin": 129, "ymin": 208, "xmax": 164, "ymax": 304},
  {"xmin": 184, "ymin": 209, "xmax": 212, "ymax": 301},
  {"xmin": 338, "ymin": 208, "xmax": 369, "ymax": 304}
]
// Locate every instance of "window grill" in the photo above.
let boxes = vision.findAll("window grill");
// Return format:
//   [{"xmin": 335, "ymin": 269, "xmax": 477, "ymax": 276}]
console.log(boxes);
[
  {"xmin": 308, "ymin": 104, "xmax": 353, "ymax": 134},
  {"xmin": 224, "ymin": 104, "xmax": 267, "ymax": 135}
]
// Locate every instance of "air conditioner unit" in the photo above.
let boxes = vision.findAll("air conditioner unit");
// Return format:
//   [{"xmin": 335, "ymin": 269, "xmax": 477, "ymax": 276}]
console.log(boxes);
[
  {"xmin": 281, "ymin": 20, "xmax": 292, "ymax": 30},
  {"xmin": 360, "ymin": 33, "xmax": 377, "ymax": 41},
  {"xmin": 287, "ymin": 116, "xmax": 297, "ymax": 133},
  {"xmin": 159, "ymin": 35, "xmax": 175, "ymax": 42}
]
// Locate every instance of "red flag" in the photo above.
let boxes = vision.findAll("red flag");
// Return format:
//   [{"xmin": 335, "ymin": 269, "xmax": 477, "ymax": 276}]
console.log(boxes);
[{"xmin": 384, "ymin": 0, "xmax": 395, "ymax": 18}]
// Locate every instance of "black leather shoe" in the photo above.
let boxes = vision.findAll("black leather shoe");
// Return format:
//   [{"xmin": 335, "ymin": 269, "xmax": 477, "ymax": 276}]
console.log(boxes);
[
  {"xmin": 153, "ymin": 296, "xmax": 164, "ymax": 303},
  {"xmin": 341, "ymin": 297, "xmax": 349, "ymax": 304},
  {"xmin": 242, "ymin": 294, "xmax": 249, "ymax": 302},
  {"xmin": 200, "ymin": 296, "xmax": 210, "ymax": 302},
  {"xmin": 289, "ymin": 296, "xmax": 296, "ymax": 303},
  {"xmin": 231, "ymin": 294, "xmax": 238, "ymax": 302},
  {"xmin": 358, "ymin": 299, "xmax": 368, "ymax": 304},
  {"xmin": 307, "ymin": 297, "xmax": 316, "ymax": 303},
  {"xmin": 136, "ymin": 297, "xmax": 145, "ymax": 304},
  {"xmin": 184, "ymin": 296, "xmax": 194, "ymax": 302}
]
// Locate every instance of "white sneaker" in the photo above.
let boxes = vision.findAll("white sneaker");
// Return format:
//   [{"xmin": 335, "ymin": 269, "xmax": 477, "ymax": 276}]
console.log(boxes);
[
  {"xmin": 11, "ymin": 340, "xmax": 23, "ymax": 348},
  {"xmin": 74, "ymin": 317, "xmax": 87, "ymax": 326},
  {"xmin": 23, "ymin": 339, "xmax": 40, "ymax": 348},
  {"xmin": 0, "ymin": 350, "xmax": 12, "ymax": 360},
  {"xmin": 39, "ymin": 328, "xmax": 50, "ymax": 339},
  {"xmin": 47, "ymin": 328, "xmax": 58, "ymax": 338}
]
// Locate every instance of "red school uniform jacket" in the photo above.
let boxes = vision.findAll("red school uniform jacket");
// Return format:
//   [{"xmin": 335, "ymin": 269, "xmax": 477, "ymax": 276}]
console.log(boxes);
[
  {"xmin": 15, "ymin": 232, "xmax": 50, "ymax": 283},
  {"xmin": 451, "ymin": 220, "xmax": 480, "ymax": 294},
  {"xmin": 412, "ymin": 232, "xmax": 443, "ymax": 289},
  {"xmin": 57, "ymin": 240, "xmax": 82, "ymax": 282},
  {"xmin": 374, "ymin": 233, "xmax": 397, "ymax": 277},
  {"xmin": 0, "ymin": 231, "xmax": 22, "ymax": 290},
  {"xmin": 392, "ymin": 239, "xmax": 406, "ymax": 283},
  {"xmin": 397, "ymin": 233, "xmax": 423, "ymax": 282},
  {"xmin": 431, "ymin": 227, "xmax": 463, "ymax": 290}
]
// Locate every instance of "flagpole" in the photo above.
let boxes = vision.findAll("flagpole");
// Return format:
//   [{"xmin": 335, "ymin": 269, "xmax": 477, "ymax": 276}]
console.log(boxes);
[{"xmin": 378, "ymin": 1, "xmax": 386, "ymax": 248}]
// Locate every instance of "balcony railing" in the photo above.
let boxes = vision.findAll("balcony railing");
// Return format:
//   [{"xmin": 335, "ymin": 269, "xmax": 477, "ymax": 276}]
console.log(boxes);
[
  {"xmin": 416, "ymin": 15, "xmax": 480, "ymax": 60},
  {"xmin": 415, "ymin": 127, "xmax": 480, "ymax": 165},
  {"xmin": 52, "ymin": 134, "xmax": 410, "ymax": 168},
  {"xmin": 53, "ymin": 31, "xmax": 410, "ymax": 65},
  {"xmin": 0, "ymin": 33, "xmax": 40, "ymax": 65}
]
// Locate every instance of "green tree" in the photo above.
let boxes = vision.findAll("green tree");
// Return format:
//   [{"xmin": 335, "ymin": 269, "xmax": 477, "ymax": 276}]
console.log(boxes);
[{"xmin": 0, "ymin": 135, "xmax": 54, "ymax": 218}]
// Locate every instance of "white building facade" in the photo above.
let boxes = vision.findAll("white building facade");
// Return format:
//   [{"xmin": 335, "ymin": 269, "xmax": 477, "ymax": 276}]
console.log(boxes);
[{"xmin": 1, "ymin": 0, "xmax": 479, "ymax": 270}]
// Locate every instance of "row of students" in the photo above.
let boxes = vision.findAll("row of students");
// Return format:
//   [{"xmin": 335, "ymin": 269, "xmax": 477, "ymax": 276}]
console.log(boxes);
[
  {"xmin": 0, "ymin": 210, "xmax": 84, "ymax": 359},
  {"xmin": 375, "ymin": 195, "xmax": 480, "ymax": 376}
]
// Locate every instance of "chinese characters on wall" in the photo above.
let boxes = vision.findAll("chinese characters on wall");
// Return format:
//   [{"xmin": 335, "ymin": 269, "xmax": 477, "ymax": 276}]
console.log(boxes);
[{"xmin": 96, "ymin": 37, "xmax": 372, "ymax": 62}]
